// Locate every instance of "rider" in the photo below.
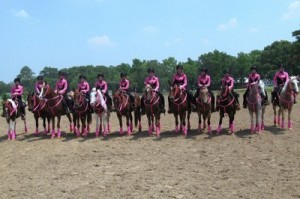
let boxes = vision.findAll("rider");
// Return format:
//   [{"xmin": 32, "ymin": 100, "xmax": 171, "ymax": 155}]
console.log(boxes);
[
  {"xmin": 243, "ymin": 66, "xmax": 269, "ymax": 108},
  {"xmin": 271, "ymin": 64, "xmax": 296, "ymax": 104},
  {"xmin": 54, "ymin": 71, "xmax": 71, "ymax": 113},
  {"xmin": 168, "ymin": 64, "xmax": 195, "ymax": 114},
  {"xmin": 35, "ymin": 75, "xmax": 45, "ymax": 95},
  {"xmin": 193, "ymin": 67, "xmax": 215, "ymax": 112},
  {"xmin": 95, "ymin": 73, "xmax": 113, "ymax": 110},
  {"xmin": 140, "ymin": 68, "xmax": 166, "ymax": 115},
  {"xmin": 11, "ymin": 78, "xmax": 26, "ymax": 120},
  {"xmin": 78, "ymin": 74, "xmax": 90, "ymax": 100},
  {"xmin": 216, "ymin": 69, "xmax": 241, "ymax": 111},
  {"xmin": 119, "ymin": 72, "xmax": 135, "ymax": 108}
]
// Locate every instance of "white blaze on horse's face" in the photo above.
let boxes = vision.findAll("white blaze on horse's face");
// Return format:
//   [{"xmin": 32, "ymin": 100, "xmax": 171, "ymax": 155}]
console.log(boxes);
[
  {"xmin": 258, "ymin": 81, "xmax": 265, "ymax": 95},
  {"xmin": 90, "ymin": 90, "xmax": 97, "ymax": 106},
  {"xmin": 291, "ymin": 77, "xmax": 299, "ymax": 93}
]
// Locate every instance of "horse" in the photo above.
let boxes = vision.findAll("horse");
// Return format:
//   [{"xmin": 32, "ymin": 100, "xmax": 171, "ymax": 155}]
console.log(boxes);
[
  {"xmin": 273, "ymin": 76, "xmax": 299, "ymax": 129},
  {"xmin": 2, "ymin": 99, "xmax": 28, "ymax": 140},
  {"xmin": 195, "ymin": 86, "xmax": 212, "ymax": 134},
  {"xmin": 246, "ymin": 81, "xmax": 266, "ymax": 134},
  {"xmin": 69, "ymin": 90, "xmax": 92, "ymax": 137},
  {"xmin": 113, "ymin": 89, "xmax": 141, "ymax": 135},
  {"xmin": 90, "ymin": 88, "xmax": 110, "ymax": 137},
  {"xmin": 143, "ymin": 84, "xmax": 161, "ymax": 137},
  {"xmin": 39, "ymin": 83, "xmax": 73, "ymax": 138},
  {"xmin": 27, "ymin": 92, "xmax": 51, "ymax": 136},
  {"xmin": 216, "ymin": 85, "xmax": 236, "ymax": 134},
  {"xmin": 168, "ymin": 82, "xmax": 191, "ymax": 136}
]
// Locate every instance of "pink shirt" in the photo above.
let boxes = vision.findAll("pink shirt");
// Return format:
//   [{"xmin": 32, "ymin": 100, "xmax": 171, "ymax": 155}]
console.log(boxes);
[
  {"xmin": 172, "ymin": 73, "xmax": 187, "ymax": 90},
  {"xmin": 119, "ymin": 79, "xmax": 130, "ymax": 91},
  {"xmin": 11, "ymin": 85, "xmax": 24, "ymax": 97},
  {"xmin": 247, "ymin": 73, "xmax": 260, "ymax": 87},
  {"xmin": 144, "ymin": 76, "xmax": 160, "ymax": 91},
  {"xmin": 221, "ymin": 76, "xmax": 234, "ymax": 90},
  {"xmin": 55, "ymin": 78, "xmax": 68, "ymax": 94},
  {"xmin": 77, "ymin": 81, "xmax": 90, "ymax": 94},
  {"xmin": 35, "ymin": 82, "xmax": 43, "ymax": 94},
  {"xmin": 273, "ymin": 71, "xmax": 289, "ymax": 87},
  {"xmin": 95, "ymin": 80, "xmax": 108, "ymax": 94},
  {"xmin": 197, "ymin": 74, "xmax": 211, "ymax": 87}
]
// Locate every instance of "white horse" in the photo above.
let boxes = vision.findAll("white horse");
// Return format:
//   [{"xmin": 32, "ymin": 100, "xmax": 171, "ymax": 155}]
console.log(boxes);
[
  {"xmin": 246, "ymin": 81, "xmax": 266, "ymax": 133},
  {"xmin": 90, "ymin": 88, "xmax": 110, "ymax": 137},
  {"xmin": 277, "ymin": 76, "xmax": 299, "ymax": 129}
]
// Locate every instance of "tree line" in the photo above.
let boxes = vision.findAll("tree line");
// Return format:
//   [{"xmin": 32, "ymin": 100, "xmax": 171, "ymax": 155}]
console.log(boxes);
[{"xmin": 1, "ymin": 29, "xmax": 299, "ymax": 97}]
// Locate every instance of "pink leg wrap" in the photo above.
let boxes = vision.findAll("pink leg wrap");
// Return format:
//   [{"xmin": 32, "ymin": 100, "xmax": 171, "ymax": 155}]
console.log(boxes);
[
  {"xmin": 288, "ymin": 120, "xmax": 292, "ymax": 129},
  {"xmin": 51, "ymin": 129, "xmax": 55, "ymax": 139},
  {"xmin": 127, "ymin": 126, "xmax": 131, "ymax": 135},
  {"xmin": 95, "ymin": 128, "xmax": 99, "ymax": 137},
  {"xmin": 57, "ymin": 128, "xmax": 61, "ymax": 138},
  {"xmin": 156, "ymin": 125, "xmax": 160, "ymax": 137},
  {"xmin": 175, "ymin": 126, "xmax": 179, "ymax": 134},
  {"xmin": 120, "ymin": 127, "xmax": 123, "ymax": 135},
  {"xmin": 183, "ymin": 126, "xmax": 187, "ymax": 136},
  {"xmin": 216, "ymin": 125, "xmax": 221, "ymax": 134},
  {"xmin": 7, "ymin": 131, "xmax": 11, "ymax": 140},
  {"xmin": 11, "ymin": 131, "xmax": 16, "ymax": 140}
]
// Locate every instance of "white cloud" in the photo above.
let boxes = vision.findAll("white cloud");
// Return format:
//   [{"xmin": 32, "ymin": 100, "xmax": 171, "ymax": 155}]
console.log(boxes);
[
  {"xmin": 217, "ymin": 17, "xmax": 238, "ymax": 31},
  {"xmin": 11, "ymin": 9, "xmax": 30, "ymax": 18},
  {"xmin": 249, "ymin": 27, "xmax": 259, "ymax": 33},
  {"xmin": 282, "ymin": 1, "xmax": 300, "ymax": 20},
  {"xmin": 143, "ymin": 25, "xmax": 159, "ymax": 34},
  {"xmin": 87, "ymin": 35, "xmax": 115, "ymax": 47}
]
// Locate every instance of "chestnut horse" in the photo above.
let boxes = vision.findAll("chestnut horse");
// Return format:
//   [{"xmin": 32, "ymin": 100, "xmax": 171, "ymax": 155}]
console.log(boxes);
[
  {"xmin": 144, "ymin": 85, "xmax": 161, "ymax": 137},
  {"xmin": 216, "ymin": 85, "xmax": 236, "ymax": 134},
  {"xmin": 27, "ymin": 92, "xmax": 51, "ymax": 135},
  {"xmin": 113, "ymin": 89, "xmax": 141, "ymax": 135},
  {"xmin": 273, "ymin": 76, "xmax": 299, "ymax": 129},
  {"xmin": 195, "ymin": 86, "xmax": 212, "ymax": 134},
  {"xmin": 168, "ymin": 83, "xmax": 191, "ymax": 136},
  {"xmin": 90, "ymin": 88, "xmax": 110, "ymax": 137},
  {"xmin": 69, "ymin": 90, "xmax": 92, "ymax": 137},
  {"xmin": 3, "ymin": 99, "xmax": 28, "ymax": 140},
  {"xmin": 39, "ymin": 84, "xmax": 73, "ymax": 138}
]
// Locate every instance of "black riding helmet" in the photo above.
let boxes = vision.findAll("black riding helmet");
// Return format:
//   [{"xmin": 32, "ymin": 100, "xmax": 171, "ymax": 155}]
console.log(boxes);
[
  {"xmin": 58, "ymin": 71, "xmax": 65, "ymax": 76},
  {"xmin": 79, "ymin": 74, "xmax": 86, "ymax": 80},
  {"xmin": 120, "ymin": 72, "xmax": 127, "ymax": 78},
  {"xmin": 278, "ymin": 64, "xmax": 284, "ymax": 69},
  {"xmin": 97, "ymin": 73, "xmax": 104, "ymax": 78},
  {"xmin": 250, "ymin": 66, "xmax": 258, "ymax": 71},
  {"xmin": 176, "ymin": 65, "xmax": 183, "ymax": 70},
  {"xmin": 14, "ymin": 77, "xmax": 20, "ymax": 83},
  {"xmin": 148, "ymin": 68, "xmax": 154, "ymax": 73},
  {"xmin": 37, "ymin": 75, "xmax": 43, "ymax": 80},
  {"xmin": 200, "ymin": 67, "xmax": 208, "ymax": 73},
  {"xmin": 223, "ymin": 68, "xmax": 230, "ymax": 74}
]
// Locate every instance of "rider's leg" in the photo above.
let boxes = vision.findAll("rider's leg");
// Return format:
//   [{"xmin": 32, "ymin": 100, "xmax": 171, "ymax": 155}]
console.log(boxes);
[
  {"xmin": 209, "ymin": 89, "xmax": 215, "ymax": 112},
  {"xmin": 140, "ymin": 95, "xmax": 145, "ymax": 115},
  {"xmin": 157, "ymin": 91, "xmax": 165, "ymax": 113},
  {"xmin": 232, "ymin": 90, "xmax": 240, "ymax": 110},
  {"xmin": 167, "ymin": 96, "xmax": 173, "ymax": 114},
  {"xmin": 243, "ymin": 88, "xmax": 249, "ymax": 108}
]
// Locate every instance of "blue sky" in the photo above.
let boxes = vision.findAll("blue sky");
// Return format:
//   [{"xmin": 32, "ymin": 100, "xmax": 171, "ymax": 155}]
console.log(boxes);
[{"xmin": 0, "ymin": 0, "xmax": 300, "ymax": 83}]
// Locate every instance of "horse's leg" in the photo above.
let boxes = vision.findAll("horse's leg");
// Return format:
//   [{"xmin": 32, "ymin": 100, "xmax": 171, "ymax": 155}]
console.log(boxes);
[
  {"xmin": 57, "ymin": 116, "xmax": 61, "ymax": 138},
  {"xmin": 280, "ymin": 107, "xmax": 285, "ymax": 129},
  {"xmin": 181, "ymin": 111, "xmax": 187, "ymax": 136},
  {"xmin": 102, "ymin": 113, "xmax": 108, "ymax": 137},
  {"xmin": 187, "ymin": 109, "xmax": 191, "ymax": 130},
  {"xmin": 197, "ymin": 112, "xmax": 202, "ymax": 133},
  {"xmin": 261, "ymin": 107, "xmax": 265, "ymax": 130},
  {"xmin": 217, "ymin": 112, "xmax": 223, "ymax": 134},
  {"xmin": 51, "ymin": 117, "xmax": 56, "ymax": 138},
  {"xmin": 129, "ymin": 112, "xmax": 133, "ymax": 132},
  {"xmin": 126, "ymin": 114, "xmax": 131, "ymax": 136},
  {"xmin": 256, "ymin": 107, "xmax": 261, "ymax": 133},
  {"xmin": 155, "ymin": 112, "xmax": 161, "ymax": 137},
  {"xmin": 82, "ymin": 115, "xmax": 88, "ymax": 137},
  {"xmin": 147, "ymin": 114, "xmax": 152, "ymax": 135},
  {"xmin": 75, "ymin": 115, "xmax": 80, "ymax": 137},
  {"xmin": 65, "ymin": 112, "xmax": 73, "ymax": 132},
  {"xmin": 249, "ymin": 111, "xmax": 255, "ymax": 133},
  {"xmin": 288, "ymin": 108, "xmax": 292, "ymax": 129},
  {"xmin": 107, "ymin": 112, "xmax": 111, "ymax": 133},
  {"xmin": 229, "ymin": 113, "xmax": 235, "ymax": 134},
  {"xmin": 277, "ymin": 106, "xmax": 281, "ymax": 126},
  {"xmin": 11, "ymin": 120, "xmax": 16, "ymax": 140},
  {"xmin": 174, "ymin": 114, "xmax": 179, "ymax": 133},
  {"xmin": 118, "ymin": 114, "xmax": 123, "ymax": 135},
  {"xmin": 47, "ymin": 116, "xmax": 51, "ymax": 134},
  {"xmin": 7, "ymin": 120, "xmax": 11, "ymax": 140},
  {"xmin": 95, "ymin": 114, "xmax": 99, "ymax": 137},
  {"xmin": 207, "ymin": 112, "xmax": 212, "ymax": 134},
  {"xmin": 35, "ymin": 114, "xmax": 39, "ymax": 135}
]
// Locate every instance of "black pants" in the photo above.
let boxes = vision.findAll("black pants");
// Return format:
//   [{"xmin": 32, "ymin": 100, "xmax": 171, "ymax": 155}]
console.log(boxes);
[
  {"xmin": 126, "ymin": 91, "xmax": 135, "ymax": 105},
  {"xmin": 231, "ymin": 90, "xmax": 240, "ymax": 105},
  {"xmin": 271, "ymin": 87, "xmax": 280, "ymax": 103},
  {"xmin": 105, "ymin": 93, "xmax": 112, "ymax": 108},
  {"xmin": 15, "ymin": 96, "xmax": 26, "ymax": 116}
]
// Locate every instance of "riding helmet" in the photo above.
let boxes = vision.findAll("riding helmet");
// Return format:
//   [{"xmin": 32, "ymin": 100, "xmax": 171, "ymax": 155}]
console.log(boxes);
[
  {"xmin": 120, "ymin": 72, "xmax": 127, "ymax": 77},
  {"xmin": 37, "ymin": 75, "xmax": 44, "ymax": 80},
  {"xmin": 176, "ymin": 64, "xmax": 183, "ymax": 70},
  {"xmin": 223, "ymin": 68, "xmax": 230, "ymax": 74},
  {"xmin": 250, "ymin": 66, "xmax": 258, "ymax": 71},
  {"xmin": 79, "ymin": 74, "xmax": 86, "ymax": 79},
  {"xmin": 148, "ymin": 68, "xmax": 154, "ymax": 73},
  {"xmin": 14, "ymin": 77, "xmax": 20, "ymax": 83},
  {"xmin": 97, "ymin": 73, "xmax": 104, "ymax": 78},
  {"xmin": 200, "ymin": 67, "xmax": 208, "ymax": 73},
  {"xmin": 58, "ymin": 71, "xmax": 65, "ymax": 76}
]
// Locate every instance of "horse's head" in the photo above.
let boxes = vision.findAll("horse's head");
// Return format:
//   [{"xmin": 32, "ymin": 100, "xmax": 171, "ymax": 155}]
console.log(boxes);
[
  {"xmin": 27, "ymin": 92, "xmax": 35, "ymax": 112},
  {"xmin": 90, "ymin": 88, "xmax": 107, "ymax": 111},
  {"xmin": 3, "ymin": 99, "xmax": 17, "ymax": 120},
  {"xmin": 249, "ymin": 81, "xmax": 260, "ymax": 96},
  {"xmin": 73, "ymin": 89, "xmax": 84, "ymax": 109},
  {"xmin": 169, "ymin": 83, "xmax": 181, "ymax": 101},
  {"xmin": 199, "ymin": 86, "xmax": 209, "ymax": 103},
  {"xmin": 39, "ymin": 83, "xmax": 51, "ymax": 98},
  {"xmin": 220, "ymin": 85, "xmax": 230, "ymax": 98},
  {"xmin": 289, "ymin": 76, "xmax": 299, "ymax": 94},
  {"xmin": 144, "ymin": 84, "xmax": 154, "ymax": 102}
]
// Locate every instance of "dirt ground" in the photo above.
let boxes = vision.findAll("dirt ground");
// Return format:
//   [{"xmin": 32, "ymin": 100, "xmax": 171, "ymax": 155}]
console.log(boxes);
[{"xmin": 0, "ymin": 95, "xmax": 299, "ymax": 199}]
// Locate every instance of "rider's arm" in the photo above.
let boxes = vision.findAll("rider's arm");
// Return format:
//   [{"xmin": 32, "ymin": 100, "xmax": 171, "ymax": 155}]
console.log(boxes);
[
  {"xmin": 205, "ymin": 75, "xmax": 211, "ymax": 87},
  {"xmin": 60, "ymin": 80, "xmax": 68, "ymax": 94},
  {"xmin": 102, "ymin": 81, "xmax": 107, "ymax": 94},
  {"xmin": 154, "ymin": 77, "xmax": 159, "ymax": 91},
  {"xmin": 229, "ymin": 78, "xmax": 234, "ymax": 90}
]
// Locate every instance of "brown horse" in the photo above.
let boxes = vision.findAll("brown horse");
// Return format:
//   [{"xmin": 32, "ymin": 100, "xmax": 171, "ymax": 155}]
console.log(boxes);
[
  {"xmin": 113, "ymin": 90, "xmax": 141, "ymax": 135},
  {"xmin": 39, "ymin": 84, "xmax": 73, "ymax": 138},
  {"xmin": 69, "ymin": 90, "xmax": 92, "ymax": 137},
  {"xmin": 195, "ymin": 86, "xmax": 212, "ymax": 134},
  {"xmin": 27, "ymin": 92, "xmax": 51, "ymax": 136},
  {"xmin": 273, "ymin": 76, "xmax": 299, "ymax": 129},
  {"xmin": 168, "ymin": 83, "xmax": 191, "ymax": 136},
  {"xmin": 144, "ymin": 85, "xmax": 161, "ymax": 137},
  {"xmin": 2, "ymin": 99, "xmax": 28, "ymax": 140},
  {"xmin": 216, "ymin": 85, "xmax": 236, "ymax": 134}
]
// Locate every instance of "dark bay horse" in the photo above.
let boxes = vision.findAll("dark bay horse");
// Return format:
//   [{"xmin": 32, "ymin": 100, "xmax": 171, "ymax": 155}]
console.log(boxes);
[
  {"xmin": 216, "ymin": 85, "xmax": 236, "ymax": 134},
  {"xmin": 113, "ymin": 89, "xmax": 141, "ymax": 135},
  {"xmin": 27, "ymin": 92, "xmax": 51, "ymax": 136},
  {"xmin": 273, "ymin": 76, "xmax": 299, "ymax": 129},
  {"xmin": 144, "ymin": 85, "xmax": 161, "ymax": 137},
  {"xmin": 90, "ymin": 88, "xmax": 110, "ymax": 137},
  {"xmin": 39, "ymin": 84, "xmax": 73, "ymax": 138},
  {"xmin": 69, "ymin": 90, "xmax": 92, "ymax": 137},
  {"xmin": 168, "ymin": 83, "xmax": 191, "ymax": 136},
  {"xmin": 2, "ymin": 99, "xmax": 28, "ymax": 140},
  {"xmin": 195, "ymin": 86, "xmax": 212, "ymax": 134}
]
